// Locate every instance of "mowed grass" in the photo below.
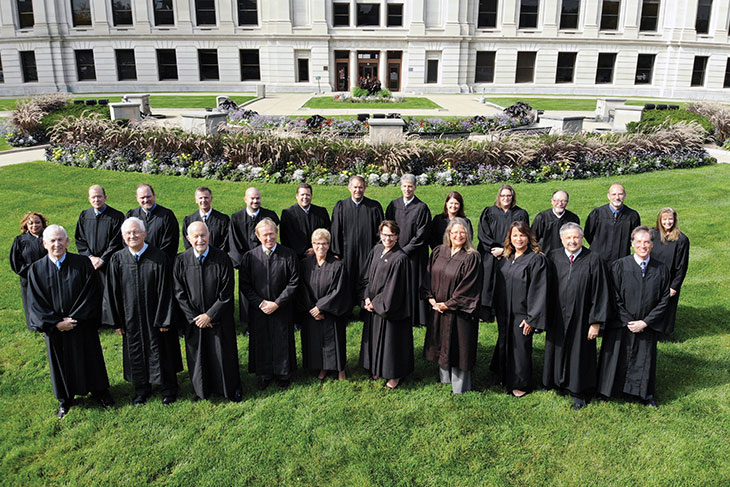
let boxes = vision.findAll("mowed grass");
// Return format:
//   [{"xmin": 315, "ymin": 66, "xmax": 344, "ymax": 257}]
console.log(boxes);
[
  {"xmin": 0, "ymin": 95, "xmax": 256, "ymax": 111},
  {"xmin": 482, "ymin": 97, "xmax": 690, "ymax": 111},
  {"xmin": 0, "ymin": 162, "xmax": 729, "ymax": 486},
  {"xmin": 304, "ymin": 96, "xmax": 442, "ymax": 109}
]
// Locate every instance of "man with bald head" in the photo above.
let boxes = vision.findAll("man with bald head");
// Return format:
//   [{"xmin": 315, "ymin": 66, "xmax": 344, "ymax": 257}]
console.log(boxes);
[
  {"xmin": 174, "ymin": 221, "xmax": 241, "ymax": 402},
  {"xmin": 182, "ymin": 186, "xmax": 230, "ymax": 252},
  {"xmin": 75, "ymin": 185, "xmax": 125, "ymax": 273},
  {"xmin": 531, "ymin": 190, "xmax": 580, "ymax": 254},
  {"xmin": 27, "ymin": 225, "xmax": 113, "ymax": 418},
  {"xmin": 228, "ymin": 187, "xmax": 280, "ymax": 323},
  {"xmin": 330, "ymin": 175, "xmax": 384, "ymax": 312},
  {"xmin": 126, "ymin": 184, "xmax": 180, "ymax": 261},
  {"xmin": 584, "ymin": 184, "xmax": 641, "ymax": 262}
]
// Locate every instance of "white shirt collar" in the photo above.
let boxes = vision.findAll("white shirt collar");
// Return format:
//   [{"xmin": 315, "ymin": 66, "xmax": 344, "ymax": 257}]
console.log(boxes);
[
  {"xmin": 193, "ymin": 247, "xmax": 210, "ymax": 259},
  {"xmin": 128, "ymin": 243, "xmax": 149, "ymax": 258},
  {"xmin": 633, "ymin": 254, "xmax": 650, "ymax": 266},
  {"xmin": 199, "ymin": 208, "xmax": 212, "ymax": 219},
  {"xmin": 48, "ymin": 253, "xmax": 67, "ymax": 265},
  {"xmin": 299, "ymin": 205, "xmax": 310, "ymax": 214},
  {"xmin": 351, "ymin": 197, "xmax": 362, "ymax": 206},
  {"xmin": 564, "ymin": 247, "xmax": 582, "ymax": 259},
  {"xmin": 246, "ymin": 207, "xmax": 260, "ymax": 218},
  {"xmin": 263, "ymin": 244, "xmax": 277, "ymax": 254},
  {"xmin": 403, "ymin": 196, "xmax": 415, "ymax": 206}
]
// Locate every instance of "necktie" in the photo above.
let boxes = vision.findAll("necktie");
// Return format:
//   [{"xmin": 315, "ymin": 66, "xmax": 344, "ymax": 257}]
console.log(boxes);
[
  {"xmin": 203, "ymin": 215, "xmax": 208, "ymax": 224},
  {"xmin": 134, "ymin": 254, "xmax": 140, "ymax": 262},
  {"xmin": 569, "ymin": 254, "xmax": 574, "ymax": 265},
  {"xmin": 55, "ymin": 260, "xmax": 62, "ymax": 270},
  {"xmin": 264, "ymin": 248, "xmax": 271, "ymax": 257},
  {"xmin": 640, "ymin": 260, "xmax": 647, "ymax": 277},
  {"xmin": 198, "ymin": 255, "xmax": 204, "ymax": 264}
]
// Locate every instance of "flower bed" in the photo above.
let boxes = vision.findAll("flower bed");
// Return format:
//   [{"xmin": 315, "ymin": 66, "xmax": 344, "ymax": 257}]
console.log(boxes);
[{"xmin": 48, "ymin": 114, "xmax": 715, "ymax": 186}]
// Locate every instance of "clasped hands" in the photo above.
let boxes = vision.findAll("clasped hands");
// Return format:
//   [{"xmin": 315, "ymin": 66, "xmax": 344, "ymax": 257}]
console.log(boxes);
[
  {"xmin": 259, "ymin": 300, "xmax": 279, "ymax": 315},
  {"xmin": 428, "ymin": 298, "xmax": 448, "ymax": 314},
  {"xmin": 627, "ymin": 320, "xmax": 648, "ymax": 333},
  {"xmin": 309, "ymin": 306, "xmax": 324, "ymax": 321}
]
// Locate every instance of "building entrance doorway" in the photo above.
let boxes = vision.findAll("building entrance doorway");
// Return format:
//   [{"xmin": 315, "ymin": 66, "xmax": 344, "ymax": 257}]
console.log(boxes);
[
  {"xmin": 357, "ymin": 51, "xmax": 379, "ymax": 84},
  {"xmin": 334, "ymin": 51, "xmax": 349, "ymax": 91},
  {"xmin": 387, "ymin": 51, "xmax": 402, "ymax": 91}
]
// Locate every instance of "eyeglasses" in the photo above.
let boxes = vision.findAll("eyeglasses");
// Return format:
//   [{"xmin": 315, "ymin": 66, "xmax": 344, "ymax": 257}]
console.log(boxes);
[{"xmin": 380, "ymin": 233, "xmax": 397, "ymax": 239}]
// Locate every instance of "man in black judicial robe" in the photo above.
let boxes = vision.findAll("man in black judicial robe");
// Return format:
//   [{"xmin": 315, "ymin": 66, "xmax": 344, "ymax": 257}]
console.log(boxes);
[
  {"xmin": 280, "ymin": 183, "xmax": 331, "ymax": 259},
  {"xmin": 104, "ymin": 217, "xmax": 183, "ymax": 405},
  {"xmin": 543, "ymin": 223, "xmax": 609, "ymax": 410},
  {"xmin": 228, "ymin": 187, "xmax": 280, "ymax": 322},
  {"xmin": 477, "ymin": 185, "xmax": 529, "ymax": 321},
  {"xmin": 75, "ymin": 185, "xmax": 125, "ymax": 275},
  {"xmin": 240, "ymin": 218, "xmax": 299, "ymax": 389},
  {"xmin": 385, "ymin": 174, "xmax": 431, "ymax": 327},
  {"xmin": 27, "ymin": 225, "xmax": 113, "ymax": 418},
  {"xmin": 584, "ymin": 183, "xmax": 641, "ymax": 262},
  {"xmin": 359, "ymin": 223, "xmax": 413, "ymax": 389},
  {"xmin": 182, "ymin": 186, "xmax": 230, "ymax": 252},
  {"xmin": 174, "ymin": 222, "xmax": 241, "ymax": 402},
  {"xmin": 531, "ymin": 190, "xmax": 580, "ymax": 254},
  {"xmin": 598, "ymin": 226, "xmax": 671, "ymax": 407},
  {"xmin": 330, "ymin": 175, "xmax": 384, "ymax": 309},
  {"xmin": 126, "ymin": 183, "xmax": 180, "ymax": 261}
]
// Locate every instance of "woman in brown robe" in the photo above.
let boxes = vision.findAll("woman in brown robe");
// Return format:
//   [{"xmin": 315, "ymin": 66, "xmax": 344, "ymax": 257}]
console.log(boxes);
[{"xmin": 422, "ymin": 218, "xmax": 482, "ymax": 394}]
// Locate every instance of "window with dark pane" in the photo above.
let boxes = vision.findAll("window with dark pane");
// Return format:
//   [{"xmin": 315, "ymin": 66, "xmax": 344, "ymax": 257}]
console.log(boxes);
[
  {"xmin": 475, "ymin": 51, "xmax": 495, "ymax": 83},
  {"xmin": 387, "ymin": 4, "xmax": 403, "ymax": 26},
  {"xmin": 111, "ymin": 0, "xmax": 133, "ymax": 25},
  {"xmin": 115, "ymin": 49, "xmax": 137, "ymax": 80},
  {"xmin": 75, "ymin": 49, "xmax": 96, "ymax": 80},
  {"xmin": 237, "ymin": 0, "xmax": 257, "ymax": 25},
  {"xmin": 723, "ymin": 58, "xmax": 730, "ymax": 88},
  {"xmin": 555, "ymin": 52, "xmax": 577, "ymax": 83},
  {"xmin": 333, "ymin": 3, "xmax": 349, "ymax": 26},
  {"xmin": 426, "ymin": 59, "xmax": 438, "ymax": 83},
  {"xmin": 477, "ymin": 0, "xmax": 498, "ymax": 28},
  {"xmin": 297, "ymin": 58, "xmax": 309, "ymax": 82},
  {"xmin": 357, "ymin": 4, "xmax": 379, "ymax": 26},
  {"xmin": 690, "ymin": 56, "xmax": 708, "ymax": 87},
  {"xmin": 600, "ymin": 0, "xmax": 620, "ymax": 30},
  {"xmin": 156, "ymin": 49, "xmax": 178, "ymax": 80},
  {"xmin": 153, "ymin": 0, "xmax": 174, "ymax": 25},
  {"xmin": 515, "ymin": 51, "xmax": 536, "ymax": 83},
  {"xmin": 519, "ymin": 0, "xmax": 538, "ymax": 29},
  {"xmin": 195, "ymin": 0, "xmax": 216, "ymax": 25},
  {"xmin": 695, "ymin": 0, "xmax": 712, "ymax": 34},
  {"xmin": 634, "ymin": 53, "xmax": 655, "ymax": 84},
  {"xmin": 559, "ymin": 0, "xmax": 579, "ymax": 30},
  {"xmin": 639, "ymin": 0, "xmax": 659, "ymax": 31},
  {"xmin": 240, "ymin": 49, "xmax": 261, "ymax": 80},
  {"xmin": 71, "ymin": 0, "xmax": 92, "ymax": 27},
  {"xmin": 198, "ymin": 49, "xmax": 219, "ymax": 80},
  {"xmin": 595, "ymin": 52, "xmax": 616, "ymax": 83},
  {"xmin": 17, "ymin": 0, "xmax": 35, "ymax": 28},
  {"xmin": 20, "ymin": 51, "xmax": 38, "ymax": 82}
]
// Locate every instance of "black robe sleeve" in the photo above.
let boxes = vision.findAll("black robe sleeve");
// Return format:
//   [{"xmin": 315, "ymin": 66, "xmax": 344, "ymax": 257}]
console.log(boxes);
[
  {"xmin": 370, "ymin": 253, "xmax": 410, "ymax": 320},
  {"xmin": 526, "ymin": 253, "xmax": 548, "ymax": 331},
  {"xmin": 671, "ymin": 233, "xmax": 690, "ymax": 291}
]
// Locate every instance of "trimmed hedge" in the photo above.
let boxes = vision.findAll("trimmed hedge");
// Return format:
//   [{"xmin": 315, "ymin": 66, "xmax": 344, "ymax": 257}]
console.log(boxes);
[{"xmin": 627, "ymin": 109, "xmax": 714, "ymax": 135}]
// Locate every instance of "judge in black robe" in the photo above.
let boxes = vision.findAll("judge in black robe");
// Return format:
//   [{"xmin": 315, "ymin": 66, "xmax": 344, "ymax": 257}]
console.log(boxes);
[
  {"xmin": 598, "ymin": 227, "xmax": 671, "ymax": 405},
  {"xmin": 531, "ymin": 190, "xmax": 580, "ymax": 254},
  {"xmin": 330, "ymin": 176, "xmax": 384, "ymax": 309},
  {"xmin": 584, "ymin": 184, "xmax": 641, "ymax": 262},
  {"xmin": 104, "ymin": 218, "xmax": 182, "ymax": 404},
  {"xmin": 543, "ymin": 223, "xmax": 609, "ymax": 409},
  {"xmin": 126, "ymin": 184, "xmax": 180, "ymax": 261},
  {"xmin": 428, "ymin": 191, "xmax": 474, "ymax": 250},
  {"xmin": 385, "ymin": 174, "xmax": 431, "ymax": 327},
  {"xmin": 27, "ymin": 225, "xmax": 112, "ymax": 416},
  {"xmin": 10, "ymin": 212, "xmax": 48, "ymax": 328},
  {"xmin": 650, "ymin": 208, "xmax": 690, "ymax": 336},
  {"xmin": 477, "ymin": 185, "xmax": 529, "ymax": 321},
  {"xmin": 228, "ymin": 187, "xmax": 280, "ymax": 322},
  {"xmin": 240, "ymin": 218, "xmax": 299, "ymax": 388},
  {"xmin": 421, "ymin": 218, "xmax": 482, "ymax": 394},
  {"xmin": 182, "ymin": 187, "xmax": 230, "ymax": 252},
  {"xmin": 490, "ymin": 221, "xmax": 547, "ymax": 396},
  {"xmin": 280, "ymin": 184, "xmax": 331, "ymax": 259},
  {"xmin": 360, "ymin": 221, "xmax": 413, "ymax": 389},
  {"xmin": 174, "ymin": 222, "xmax": 241, "ymax": 401},
  {"xmin": 298, "ymin": 229, "xmax": 350, "ymax": 379}
]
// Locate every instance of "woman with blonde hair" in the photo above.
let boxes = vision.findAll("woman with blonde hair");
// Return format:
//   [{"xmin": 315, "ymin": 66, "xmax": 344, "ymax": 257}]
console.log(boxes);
[
  {"xmin": 10, "ymin": 212, "xmax": 48, "ymax": 327},
  {"xmin": 650, "ymin": 208, "xmax": 690, "ymax": 336}
]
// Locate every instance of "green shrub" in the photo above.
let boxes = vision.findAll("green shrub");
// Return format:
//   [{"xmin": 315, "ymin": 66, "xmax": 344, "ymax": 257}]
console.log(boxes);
[
  {"xmin": 627, "ymin": 108, "xmax": 714, "ymax": 135},
  {"xmin": 39, "ymin": 103, "xmax": 110, "ymax": 134},
  {"xmin": 352, "ymin": 87, "xmax": 369, "ymax": 98},
  {"xmin": 378, "ymin": 89, "xmax": 392, "ymax": 98}
]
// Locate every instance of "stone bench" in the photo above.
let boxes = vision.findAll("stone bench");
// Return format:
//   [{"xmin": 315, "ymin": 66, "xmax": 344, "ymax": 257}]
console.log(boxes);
[
  {"xmin": 538, "ymin": 115, "xmax": 585, "ymax": 134},
  {"xmin": 123, "ymin": 94, "xmax": 151, "ymax": 115},
  {"xmin": 181, "ymin": 112, "xmax": 228, "ymax": 135},
  {"xmin": 109, "ymin": 102, "xmax": 141, "ymax": 122},
  {"xmin": 612, "ymin": 105, "xmax": 644, "ymax": 132},
  {"xmin": 368, "ymin": 118, "xmax": 406, "ymax": 145},
  {"xmin": 596, "ymin": 98, "xmax": 627, "ymax": 122}
]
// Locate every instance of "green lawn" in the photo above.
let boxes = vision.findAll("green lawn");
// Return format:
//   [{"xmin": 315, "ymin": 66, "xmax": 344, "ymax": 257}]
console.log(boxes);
[
  {"xmin": 0, "ymin": 95, "xmax": 256, "ymax": 111},
  {"xmin": 304, "ymin": 96, "xmax": 442, "ymax": 109},
  {"xmin": 482, "ymin": 97, "xmax": 690, "ymax": 111},
  {"xmin": 1, "ymin": 162, "xmax": 729, "ymax": 486}
]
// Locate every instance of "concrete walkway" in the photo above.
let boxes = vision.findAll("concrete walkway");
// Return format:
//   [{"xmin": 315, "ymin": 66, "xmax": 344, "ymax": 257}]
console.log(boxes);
[{"xmin": 0, "ymin": 146, "xmax": 48, "ymax": 167}]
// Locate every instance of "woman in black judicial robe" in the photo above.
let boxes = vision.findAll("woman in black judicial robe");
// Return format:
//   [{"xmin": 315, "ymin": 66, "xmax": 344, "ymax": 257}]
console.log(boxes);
[
  {"xmin": 298, "ymin": 228, "xmax": 350, "ymax": 380},
  {"xmin": 422, "ymin": 218, "xmax": 482, "ymax": 394},
  {"xmin": 360, "ymin": 220, "xmax": 413, "ymax": 389},
  {"xmin": 174, "ymin": 241, "xmax": 241, "ymax": 401},
  {"xmin": 10, "ymin": 212, "xmax": 48, "ymax": 328},
  {"xmin": 650, "ymin": 208, "xmax": 690, "ymax": 336},
  {"xmin": 428, "ymin": 191, "xmax": 473, "ymax": 250},
  {"xmin": 490, "ymin": 221, "xmax": 547, "ymax": 397},
  {"xmin": 477, "ymin": 185, "xmax": 529, "ymax": 321}
]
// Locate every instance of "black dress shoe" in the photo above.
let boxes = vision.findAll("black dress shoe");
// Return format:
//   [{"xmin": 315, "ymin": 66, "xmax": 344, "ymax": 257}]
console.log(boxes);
[
  {"xmin": 277, "ymin": 379, "xmax": 291, "ymax": 390},
  {"xmin": 132, "ymin": 394, "xmax": 148, "ymax": 406},
  {"xmin": 644, "ymin": 396, "xmax": 659, "ymax": 408},
  {"xmin": 193, "ymin": 395, "xmax": 203, "ymax": 402},
  {"xmin": 57, "ymin": 405, "xmax": 70, "ymax": 419},
  {"xmin": 162, "ymin": 396, "xmax": 177, "ymax": 405},
  {"xmin": 94, "ymin": 392, "xmax": 115, "ymax": 409},
  {"xmin": 231, "ymin": 389, "xmax": 243, "ymax": 402},
  {"xmin": 257, "ymin": 377, "xmax": 271, "ymax": 391}
]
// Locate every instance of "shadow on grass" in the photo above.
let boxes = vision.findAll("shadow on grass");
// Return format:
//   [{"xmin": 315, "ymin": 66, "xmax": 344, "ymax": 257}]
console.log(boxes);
[
  {"xmin": 670, "ymin": 305, "xmax": 730, "ymax": 342},
  {"xmin": 657, "ymin": 348, "xmax": 730, "ymax": 403}
]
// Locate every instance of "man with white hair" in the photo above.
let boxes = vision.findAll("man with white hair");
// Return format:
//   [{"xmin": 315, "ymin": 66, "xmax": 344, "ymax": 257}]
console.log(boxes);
[
  {"xmin": 104, "ymin": 217, "xmax": 182, "ymax": 405},
  {"xmin": 385, "ymin": 174, "xmax": 431, "ymax": 327},
  {"xmin": 531, "ymin": 190, "xmax": 580, "ymax": 254},
  {"xmin": 27, "ymin": 225, "xmax": 113, "ymax": 418}
]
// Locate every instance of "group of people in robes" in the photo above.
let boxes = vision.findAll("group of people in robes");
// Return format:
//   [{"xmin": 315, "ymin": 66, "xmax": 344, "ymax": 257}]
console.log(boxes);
[{"xmin": 10, "ymin": 176, "xmax": 689, "ymax": 417}]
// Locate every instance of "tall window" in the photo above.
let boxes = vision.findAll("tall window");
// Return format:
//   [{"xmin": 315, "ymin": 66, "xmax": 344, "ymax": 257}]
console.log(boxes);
[
  {"xmin": 75, "ymin": 49, "xmax": 96, "ymax": 80},
  {"xmin": 17, "ymin": 0, "xmax": 34, "ymax": 28},
  {"xmin": 724, "ymin": 58, "xmax": 730, "ymax": 88},
  {"xmin": 237, "ymin": 0, "xmax": 257, "ymax": 25},
  {"xmin": 0, "ymin": 55, "xmax": 4, "ymax": 83},
  {"xmin": 559, "ymin": 0, "xmax": 579, "ymax": 30},
  {"xmin": 695, "ymin": 0, "xmax": 712, "ymax": 34},
  {"xmin": 426, "ymin": 59, "xmax": 439, "ymax": 83},
  {"xmin": 333, "ymin": 3, "xmax": 349, "ymax": 26},
  {"xmin": 515, "ymin": 51, "xmax": 536, "ymax": 83},
  {"xmin": 115, "ymin": 49, "xmax": 137, "ymax": 80},
  {"xmin": 71, "ymin": 0, "xmax": 92, "ymax": 27},
  {"xmin": 519, "ymin": 0, "xmax": 538, "ymax": 29},
  {"xmin": 387, "ymin": 4, "xmax": 403, "ymax": 26},
  {"xmin": 297, "ymin": 58, "xmax": 310, "ymax": 82},
  {"xmin": 477, "ymin": 0, "xmax": 498, "ymax": 28},
  {"xmin": 635, "ymin": 53, "xmax": 655, "ymax": 84},
  {"xmin": 595, "ymin": 52, "xmax": 616, "ymax": 83},
  {"xmin": 556, "ymin": 52, "xmax": 577, "ymax": 83},
  {"xmin": 240, "ymin": 49, "xmax": 261, "ymax": 80},
  {"xmin": 639, "ymin": 0, "xmax": 659, "ymax": 31},
  {"xmin": 156, "ymin": 49, "xmax": 178, "ymax": 80},
  {"xmin": 600, "ymin": 0, "xmax": 620, "ymax": 30},
  {"xmin": 111, "ymin": 0, "xmax": 133, "ymax": 26},
  {"xmin": 357, "ymin": 4, "xmax": 379, "ymax": 26},
  {"xmin": 691, "ymin": 56, "xmax": 709, "ymax": 86},
  {"xmin": 153, "ymin": 0, "xmax": 174, "ymax": 25},
  {"xmin": 20, "ymin": 51, "xmax": 38, "ymax": 82},
  {"xmin": 195, "ymin": 0, "xmax": 216, "ymax": 25},
  {"xmin": 475, "ymin": 51, "xmax": 495, "ymax": 83},
  {"xmin": 198, "ymin": 49, "xmax": 219, "ymax": 80}
]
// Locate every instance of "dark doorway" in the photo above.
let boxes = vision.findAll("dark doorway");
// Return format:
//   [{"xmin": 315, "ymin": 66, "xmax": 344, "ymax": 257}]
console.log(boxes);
[
  {"xmin": 358, "ymin": 51, "xmax": 379, "ymax": 84},
  {"xmin": 387, "ymin": 51, "xmax": 401, "ymax": 91},
  {"xmin": 335, "ymin": 50, "xmax": 349, "ymax": 91}
]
